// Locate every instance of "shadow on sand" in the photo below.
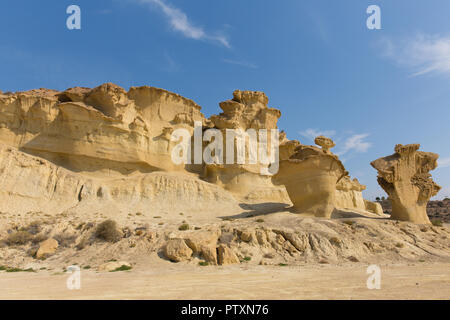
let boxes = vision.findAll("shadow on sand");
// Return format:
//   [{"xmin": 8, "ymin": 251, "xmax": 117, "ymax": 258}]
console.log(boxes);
[{"xmin": 219, "ymin": 202, "xmax": 291, "ymax": 220}]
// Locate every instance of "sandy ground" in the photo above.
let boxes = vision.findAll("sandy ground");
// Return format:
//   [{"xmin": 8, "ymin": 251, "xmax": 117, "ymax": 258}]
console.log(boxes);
[{"xmin": 1, "ymin": 262, "xmax": 449, "ymax": 300}]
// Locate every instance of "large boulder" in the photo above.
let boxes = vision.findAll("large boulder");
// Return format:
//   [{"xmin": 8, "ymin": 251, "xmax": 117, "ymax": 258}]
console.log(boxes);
[
  {"xmin": 36, "ymin": 238, "xmax": 58, "ymax": 259},
  {"xmin": 164, "ymin": 239, "xmax": 193, "ymax": 262},
  {"xmin": 217, "ymin": 244, "xmax": 240, "ymax": 265},
  {"xmin": 183, "ymin": 229, "xmax": 220, "ymax": 265}
]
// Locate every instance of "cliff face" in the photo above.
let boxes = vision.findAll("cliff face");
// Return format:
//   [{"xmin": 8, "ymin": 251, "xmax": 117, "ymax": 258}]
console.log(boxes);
[
  {"xmin": 0, "ymin": 83, "xmax": 205, "ymax": 177},
  {"xmin": 0, "ymin": 83, "xmax": 378, "ymax": 217},
  {"xmin": 204, "ymin": 90, "xmax": 287, "ymax": 201}
]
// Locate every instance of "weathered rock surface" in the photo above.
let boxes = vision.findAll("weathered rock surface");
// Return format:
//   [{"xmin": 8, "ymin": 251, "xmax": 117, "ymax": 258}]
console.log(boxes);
[
  {"xmin": 204, "ymin": 90, "xmax": 286, "ymax": 201},
  {"xmin": 371, "ymin": 144, "xmax": 441, "ymax": 224},
  {"xmin": 274, "ymin": 137, "xmax": 347, "ymax": 218},
  {"xmin": 0, "ymin": 83, "xmax": 391, "ymax": 220},
  {"xmin": 183, "ymin": 229, "xmax": 220, "ymax": 265},
  {"xmin": 0, "ymin": 142, "xmax": 238, "ymax": 215},
  {"xmin": 164, "ymin": 239, "xmax": 193, "ymax": 262},
  {"xmin": 335, "ymin": 176, "xmax": 383, "ymax": 215},
  {"xmin": 217, "ymin": 244, "xmax": 240, "ymax": 265},
  {"xmin": 0, "ymin": 83, "xmax": 205, "ymax": 176}
]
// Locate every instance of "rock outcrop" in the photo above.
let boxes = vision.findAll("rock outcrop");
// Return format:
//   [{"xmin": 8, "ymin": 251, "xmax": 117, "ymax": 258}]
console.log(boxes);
[
  {"xmin": 204, "ymin": 90, "xmax": 287, "ymax": 202},
  {"xmin": 0, "ymin": 83, "xmax": 380, "ymax": 219},
  {"xmin": 0, "ymin": 142, "xmax": 238, "ymax": 215},
  {"xmin": 274, "ymin": 137, "xmax": 347, "ymax": 218},
  {"xmin": 217, "ymin": 244, "xmax": 240, "ymax": 265},
  {"xmin": 164, "ymin": 239, "xmax": 193, "ymax": 262},
  {"xmin": 335, "ymin": 176, "xmax": 383, "ymax": 215},
  {"xmin": 0, "ymin": 83, "xmax": 205, "ymax": 176},
  {"xmin": 371, "ymin": 144, "xmax": 441, "ymax": 224}
]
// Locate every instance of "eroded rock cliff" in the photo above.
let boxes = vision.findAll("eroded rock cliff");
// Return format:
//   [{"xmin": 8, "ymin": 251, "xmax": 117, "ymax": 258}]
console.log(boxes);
[{"xmin": 0, "ymin": 83, "xmax": 379, "ymax": 218}]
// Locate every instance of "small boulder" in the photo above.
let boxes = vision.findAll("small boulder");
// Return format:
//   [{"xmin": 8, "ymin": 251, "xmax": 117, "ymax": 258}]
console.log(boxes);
[
  {"xmin": 164, "ymin": 239, "xmax": 193, "ymax": 262},
  {"xmin": 184, "ymin": 229, "xmax": 220, "ymax": 253},
  {"xmin": 200, "ymin": 245, "xmax": 218, "ymax": 265},
  {"xmin": 183, "ymin": 229, "xmax": 220, "ymax": 264},
  {"xmin": 36, "ymin": 238, "xmax": 58, "ymax": 259},
  {"xmin": 217, "ymin": 244, "xmax": 240, "ymax": 265}
]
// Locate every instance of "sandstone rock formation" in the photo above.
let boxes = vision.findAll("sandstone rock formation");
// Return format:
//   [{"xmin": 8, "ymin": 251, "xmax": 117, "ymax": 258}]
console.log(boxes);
[
  {"xmin": 0, "ymin": 83, "xmax": 205, "ymax": 176},
  {"xmin": 371, "ymin": 144, "xmax": 441, "ymax": 224},
  {"xmin": 204, "ymin": 90, "xmax": 287, "ymax": 202},
  {"xmin": 164, "ymin": 239, "xmax": 193, "ymax": 262},
  {"xmin": 0, "ymin": 83, "xmax": 379, "ymax": 220},
  {"xmin": 335, "ymin": 176, "xmax": 383, "ymax": 215},
  {"xmin": 183, "ymin": 229, "xmax": 221, "ymax": 265},
  {"xmin": 275, "ymin": 136, "xmax": 382, "ymax": 217},
  {"xmin": 217, "ymin": 244, "xmax": 240, "ymax": 265},
  {"xmin": 274, "ymin": 137, "xmax": 347, "ymax": 218}
]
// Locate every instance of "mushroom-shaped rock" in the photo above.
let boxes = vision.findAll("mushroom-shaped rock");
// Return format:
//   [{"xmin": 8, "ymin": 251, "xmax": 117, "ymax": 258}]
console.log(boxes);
[
  {"xmin": 314, "ymin": 136, "xmax": 335, "ymax": 154},
  {"xmin": 274, "ymin": 141, "xmax": 347, "ymax": 218},
  {"xmin": 370, "ymin": 144, "xmax": 441, "ymax": 224}
]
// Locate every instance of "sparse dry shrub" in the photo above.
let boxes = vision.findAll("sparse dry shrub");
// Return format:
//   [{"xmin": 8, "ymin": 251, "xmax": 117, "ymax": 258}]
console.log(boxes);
[
  {"xmin": 53, "ymin": 233, "xmax": 77, "ymax": 247},
  {"xmin": 26, "ymin": 221, "xmax": 42, "ymax": 235},
  {"xmin": 31, "ymin": 233, "xmax": 48, "ymax": 244},
  {"xmin": 27, "ymin": 246, "xmax": 39, "ymax": 257},
  {"xmin": 6, "ymin": 231, "xmax": 33, "ymax": 245},
  {"xmin": 95, "ymin": 220, "xmax": 122, "ymax": 243},
  {"xmin": 431, "ymin": 219, "xmax": 443, "ymax": 227},
  {"xmin": 75, "ymin": 236, "xmax": 89, "ymax": 250},
  {"xmin": 178, "ymin": 223, "xmax": 189, "ymax": 231}
]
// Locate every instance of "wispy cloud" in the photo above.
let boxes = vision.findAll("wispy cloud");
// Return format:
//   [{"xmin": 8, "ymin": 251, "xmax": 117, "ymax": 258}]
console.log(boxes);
[
  {"xmin": 438, "ymin": 157, "xmax": 450, "ymax": 168},
  {"xmin": 222, "ymin": 59, "xmax": 258, "ymax": 69},
  {"xmin": 336, "ymin": 133, "xmax": 371, "ymax": 156},
  {"xmin": 137, "ymin": 0, "xmax": 230, "ymax": 48},
  {"xmin": 299, "ymin": 128, "xmax": 336, "ymax": 141},
  {"xmin": 299, "ymin": 129, "xmax": 371, "ymax": 157},
  {"xmin": 379, "ymin": 34, "xmax": 450, "ymax": 76}
]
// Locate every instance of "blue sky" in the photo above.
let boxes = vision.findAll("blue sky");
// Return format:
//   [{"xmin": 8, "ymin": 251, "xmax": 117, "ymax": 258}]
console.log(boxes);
[{"xmin": 1, "ymin": 0, "xmax": 449, "ymax": 200}]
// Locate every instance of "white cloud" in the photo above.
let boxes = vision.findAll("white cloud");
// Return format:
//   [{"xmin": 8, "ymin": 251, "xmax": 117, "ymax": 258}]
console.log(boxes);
[
  {"xmin": 336, "ymin": 134, "xmax": 371, "ymax": 156},
  {"xmin": 298, "ymin": 129, "xmax": 371, "ymax": 157},
  {"xmin": 137, "ymin": 0, "xmax": 230, "ymax": 47},
  {"xmin": 222, "ymin": 59, "xmax": 258, "ymax": 69},
  {"xmin": 380, "ymin": 34, "xmax": 450, "ymax": 76},
  {"xmin": 438, "ymin": 157, "xmax": 450, "ymax": 168},
  {"xmin": 299, "ymin": 128, "xmax": 336, "ymax": 141}
]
